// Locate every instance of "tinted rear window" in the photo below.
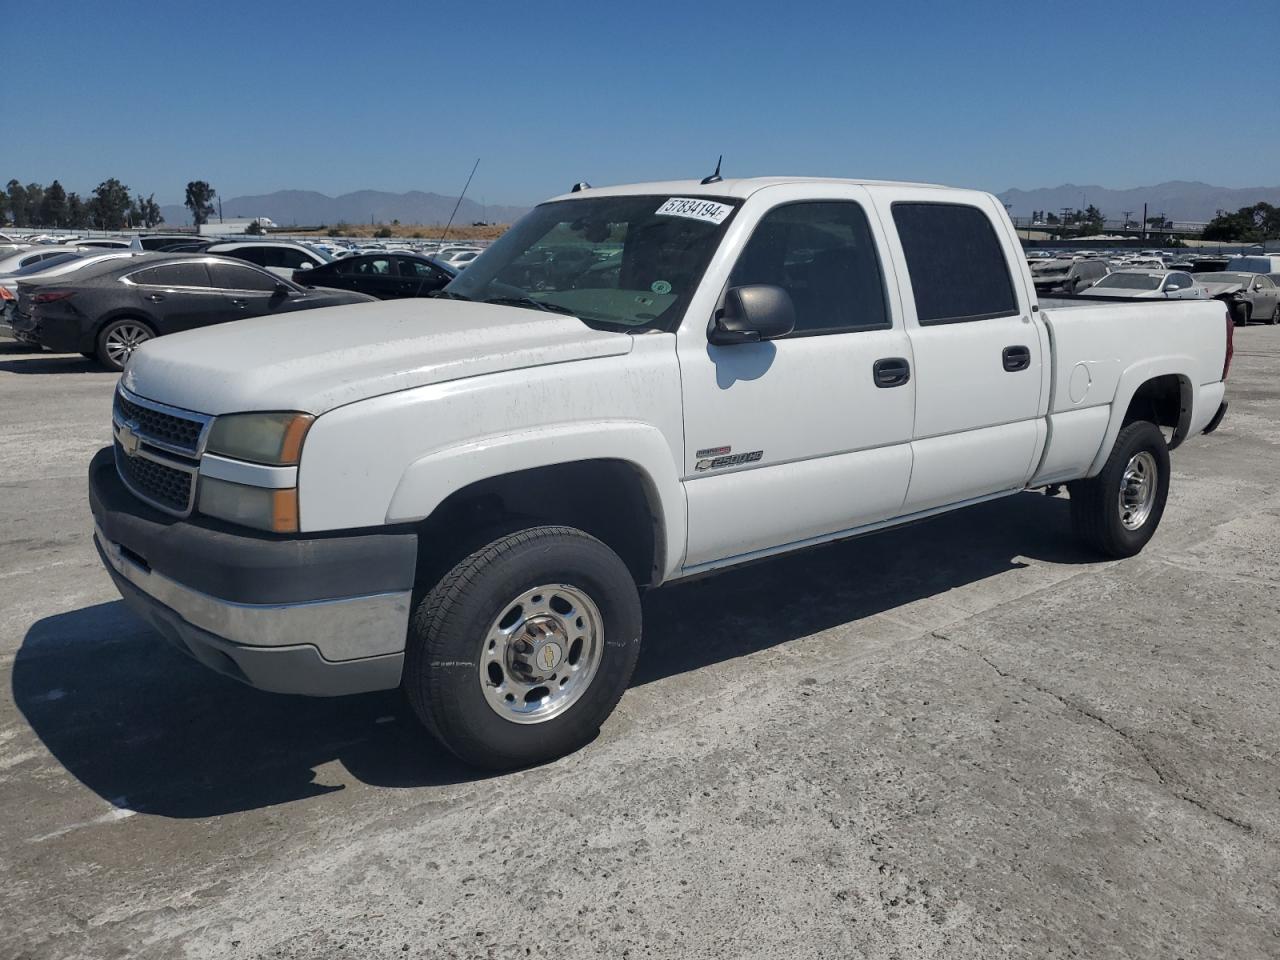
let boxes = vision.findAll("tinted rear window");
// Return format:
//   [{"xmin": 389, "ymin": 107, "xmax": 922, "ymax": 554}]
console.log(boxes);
[
  {"xmin": 129, "ymin": 262, "xmax": 211, "ymax": 287},
  {"xmin": 892, "ymin": 202, "xmax": 1018, "ymax": 324}
]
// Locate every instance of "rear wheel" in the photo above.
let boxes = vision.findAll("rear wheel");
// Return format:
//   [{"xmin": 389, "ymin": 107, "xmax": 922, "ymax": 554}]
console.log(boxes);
[
  {"xmin": 1068, "ymin": 421, "xmax": 1170, "ymax": 558},
  {"xmin": 403, "ymin": 525, "xmax": 642, "ymax": 769},
  {"xmin": 96, "ymin": 318, "xmax": 155, "ymax": 371}
]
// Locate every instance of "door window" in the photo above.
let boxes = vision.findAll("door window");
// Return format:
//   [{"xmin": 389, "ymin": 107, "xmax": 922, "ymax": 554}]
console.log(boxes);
[
  {"xmin": 208, "ymin": 261, "xmax": 281, "ymax": 292},
  {"xmin": 891, "ymin": 203, "xmax": 1018, "ymax": 324},
  {"xmin": 128, "ymin": 262, "xmax": 211, "ymax": 287},
  {"xmin": 728, "ymin": 201, "xmax": 889, "ymax": 335},
  {"xmin": 397, "ymin": 258, "xmax": 443, "ymax": 279},
  {"xmin": 261, "ymin": 246, "xmax": 319, "ymax": 270}
]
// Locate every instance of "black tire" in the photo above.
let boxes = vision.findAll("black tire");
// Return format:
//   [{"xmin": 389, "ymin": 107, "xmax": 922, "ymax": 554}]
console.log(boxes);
[
  {"xmin": 403, "ymin": 525, "xmax": 642, "ymax": 769},
  {"xmin": 1235, "ymin": 303, "xmax": 1251, "ymax": 326},
  {"xmin": 1068, "ymin": 421, "xmax": 1170, "ymax": 558},
  {"xmin": 1270, "ymin": 303, "xmax": 1280, "ymax": 325},
  {"xmin": 95, "ymin": 318, "xmax": 156, "ymax": 371}
]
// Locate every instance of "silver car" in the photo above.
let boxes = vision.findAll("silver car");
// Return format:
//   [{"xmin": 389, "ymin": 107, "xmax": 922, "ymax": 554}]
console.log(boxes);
[
  {"xmin": 1194, "ymin": 272, "xmax": 1280, "ymax": 325},
  {"xmin": 1080, "ymin": 270, "xmax": 1205, "ymax": 300}
]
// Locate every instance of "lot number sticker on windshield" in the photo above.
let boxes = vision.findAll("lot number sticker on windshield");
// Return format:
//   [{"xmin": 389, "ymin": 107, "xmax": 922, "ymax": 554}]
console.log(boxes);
[{"xmin": 655, "ymin": 198, "xmax": 733, "ymax": 224}]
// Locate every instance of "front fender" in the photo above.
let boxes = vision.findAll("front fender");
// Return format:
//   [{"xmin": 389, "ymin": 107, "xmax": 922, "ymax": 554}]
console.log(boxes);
[
  {"xmin": 1087, "ymin": 357, "xmax": 1193, "ymax": 476},
  {"xmin": 386, "ymin": 420, "xmax": 687, "ymax": 582}
]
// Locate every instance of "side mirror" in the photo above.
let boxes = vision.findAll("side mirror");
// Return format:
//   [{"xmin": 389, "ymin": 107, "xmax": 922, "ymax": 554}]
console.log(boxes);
[
  {"xmin": 273, "ymin": 281, "xmax": 290, "ymax": 297},
  {"xmin": 708, "ymin": 285, "xmax": 796, "ymax": 345},
  {"xmin": 1165, "ymin": 284, "xmax": 1181, "ymax": 292}
]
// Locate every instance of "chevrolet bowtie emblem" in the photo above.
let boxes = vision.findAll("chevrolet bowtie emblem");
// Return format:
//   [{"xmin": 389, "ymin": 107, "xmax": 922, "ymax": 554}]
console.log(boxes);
[{"xmin": 118, "ymin": 421, "xmax": 141, "ymax": 456}]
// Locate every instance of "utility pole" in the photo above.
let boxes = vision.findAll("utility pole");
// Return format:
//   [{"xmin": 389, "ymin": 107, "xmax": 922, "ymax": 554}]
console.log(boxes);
[{"xmin": 1142, "ymin": 202, "xmax": 1147, "ymax": 241}]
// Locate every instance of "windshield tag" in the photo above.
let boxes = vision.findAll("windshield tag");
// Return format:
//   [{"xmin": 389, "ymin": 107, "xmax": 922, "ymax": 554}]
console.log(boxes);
[{"xmin": 655, "ymin": 198, "xmax": 733, "ymax": 224}]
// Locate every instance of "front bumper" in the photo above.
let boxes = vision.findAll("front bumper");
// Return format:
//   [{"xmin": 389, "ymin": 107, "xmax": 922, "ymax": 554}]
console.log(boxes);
[{"xmin": 89, "ymin": 447, "xmax": 418, "ymax": 696}]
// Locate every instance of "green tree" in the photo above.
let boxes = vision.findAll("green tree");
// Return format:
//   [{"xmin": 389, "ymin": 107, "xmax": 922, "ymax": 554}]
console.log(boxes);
[
  {"xmin": 245, "ymin": 220, "xmax": 265, "ymax": 235},
  {"xmin": 6, "ymin": 181, "xmax": 28, "ymax": 227},
  {"xmin": 66, "ymin": 192, "xmax": 88, "ymax": 228},
  {"xmin": 139, "ymin": 193, "xmax": 163, "ymax": 228},
  {"xmin": 184, "ymin": 180, "xmax": 217, "ymax": 226},
  {"xmin": 1202, "ymin": 203, "xmax": 1278, "ymax": 242},
  {"xmin": 41, "ymin": 180, "xmax": 68, "ymax": 227},
  {"xmin": 89, "ymin": 178, "xmax": 132, "ymax": 230},
  {"xmin": 24, "ymin": 183, "xmax": 44, "ymax": 226}
]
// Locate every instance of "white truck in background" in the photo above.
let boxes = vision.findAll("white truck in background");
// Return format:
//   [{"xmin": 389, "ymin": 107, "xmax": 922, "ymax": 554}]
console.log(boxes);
[{"xmin": 90, "ymin": 177, "xmax": 1232, "ymax": 768}]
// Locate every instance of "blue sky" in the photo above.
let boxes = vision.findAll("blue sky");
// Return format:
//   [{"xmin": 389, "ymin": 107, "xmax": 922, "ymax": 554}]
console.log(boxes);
[{"xmin": 6, "ymin": 0, "xmax": 1278, "ymax": 205}]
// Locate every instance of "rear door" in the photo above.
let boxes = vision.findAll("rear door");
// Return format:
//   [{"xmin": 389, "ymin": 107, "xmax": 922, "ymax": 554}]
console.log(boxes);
[
  {"xmin": 872, "ymin": 191, "xmax": 1046, "ymax": 513},
  {"xmin": 677, "ymin": 185, "xmax": 916, "ymax": 569},
  {"xmin": 123, "ymin": 261, "xmax": 224, "ymax": 333}
]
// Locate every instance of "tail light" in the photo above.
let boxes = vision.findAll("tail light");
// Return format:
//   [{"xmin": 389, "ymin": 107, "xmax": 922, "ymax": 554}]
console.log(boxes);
[
  {"xmin": 32, "ymin": 289, "xmax": 76, "ymax": 304},
  {"xmin": 1223, "ymin": 309, "xmax": 1234, "ymax": 381}
]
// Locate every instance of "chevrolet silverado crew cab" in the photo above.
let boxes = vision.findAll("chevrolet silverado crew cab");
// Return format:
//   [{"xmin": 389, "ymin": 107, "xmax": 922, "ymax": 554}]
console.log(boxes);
[{"xmin": 89, "ymin": 177, "xmax": 1232, "ymax": 768}]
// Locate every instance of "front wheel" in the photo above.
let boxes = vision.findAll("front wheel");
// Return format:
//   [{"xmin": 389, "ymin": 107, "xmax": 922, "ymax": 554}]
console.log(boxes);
[
  {"xmin": 1270, "ymin": 303, "xmax": 1280, "ymax": 325},
  {"xmin": 403, "ymin": 525, "xmax": 642, "ymax": 769},
  {"xmin": 96, "ymin": 318, "xmax": 155, "ymax": 371},
  {"xmin": 1068, "ymin": 421, "xmax": 1170, "ymax": 558}
]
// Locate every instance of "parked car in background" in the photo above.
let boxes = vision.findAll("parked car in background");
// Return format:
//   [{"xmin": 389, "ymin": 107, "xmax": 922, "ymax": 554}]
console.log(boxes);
[
  {"xmin": 1226, "ymin": 255, "xmax": 1280, "ymax": 275},
  {"xmin": 129, "ymin": 235, "xmax": 205, "ymax": 251},
  {"xmin": 10, "ymin": 253, "xmax": 376, "ymax": 370},
  {"xmin": 292, "ymin": 252, "xmax": 455, "ymax": 299},
  {"xmin": 1030, "ymin": 257, "xmax": 1109, "ymax": 294},
  {"xmin": 1079, "ymin": 270, "xmax": 1205, "ymax": 300},
  {"xmin": 73, "ymin": 238, "xmax": 134, "ymax": 249},
  {"xmin": 205, "ymin": 241, "xmax": 330, "ymax": 278},
  {"xmin": 1195, "ymin": 272, "xmax": 1280, "ymax": 325},
  {"xmin": 0, "ymin": 247, "xmax": 87, "ymax": 276},
  {"xmin": 1191, "ymin": 257, "xmax": 1230, "ymax": 274}
]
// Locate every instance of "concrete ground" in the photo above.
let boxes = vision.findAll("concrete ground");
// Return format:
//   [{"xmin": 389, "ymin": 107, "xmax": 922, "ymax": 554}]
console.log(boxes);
[{"xmin": 1, "ymin": 331, "xmax": 1278, "ymax": 960}]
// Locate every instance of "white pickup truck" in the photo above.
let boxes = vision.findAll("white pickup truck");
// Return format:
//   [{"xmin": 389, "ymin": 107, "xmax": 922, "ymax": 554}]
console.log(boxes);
[{"xmin": 89, "ymin": 177, "xmax": 1232, "ymax": 768}]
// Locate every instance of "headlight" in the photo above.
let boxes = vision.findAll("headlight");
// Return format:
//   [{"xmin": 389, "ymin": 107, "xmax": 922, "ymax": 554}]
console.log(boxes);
[
  {"xmin": 205, "ymin": 412, "xmax": 313, "ymax": 465},
  {"xmin": 198, "ymin": 476, "xmax": 299, "ymax": 533}
]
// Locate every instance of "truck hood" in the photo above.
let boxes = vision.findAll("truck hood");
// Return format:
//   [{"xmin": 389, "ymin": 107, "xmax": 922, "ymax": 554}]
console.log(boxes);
[{"xmin": 121, "ymin": 298, "xmax": 634, "ymax": 416}]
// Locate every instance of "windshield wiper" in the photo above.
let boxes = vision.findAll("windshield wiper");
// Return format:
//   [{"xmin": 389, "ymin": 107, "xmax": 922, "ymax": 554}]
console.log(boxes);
[
  {"xmin": 482, "ymin": 296, "xmax": 578, "ymax": 317},
  {"xmin": 428, "ymin": 289, "xmax": 473, "ymax": 300}
]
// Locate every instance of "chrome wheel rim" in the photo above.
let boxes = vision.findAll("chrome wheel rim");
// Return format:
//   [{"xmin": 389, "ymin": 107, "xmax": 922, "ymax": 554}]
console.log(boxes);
[
  {"xmin": 1118, "ymin": 451, "xmax": 1158, "ymax": 531},
  {"xmin": 105, "ymin": 323, "xmax": 152, "ymax": 366},
  {"xmin": 480, "ymin": 583, "xmax": 604, "ymax": 724}
]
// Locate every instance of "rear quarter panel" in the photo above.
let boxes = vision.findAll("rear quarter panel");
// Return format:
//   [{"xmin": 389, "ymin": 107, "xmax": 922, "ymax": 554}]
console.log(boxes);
[{"xmin": 1032, "ymin": 299, "xmax": 1227, "ymax": 482}]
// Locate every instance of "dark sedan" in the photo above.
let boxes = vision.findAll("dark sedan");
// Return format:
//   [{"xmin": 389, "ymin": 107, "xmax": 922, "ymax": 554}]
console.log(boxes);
[
  {"xmin": 11, "ymin": 253, "xmax": 376, "ymax": 371},
  {"xmin": 293, "ymin": 252, "xmax": 455, "ymax": 299}
]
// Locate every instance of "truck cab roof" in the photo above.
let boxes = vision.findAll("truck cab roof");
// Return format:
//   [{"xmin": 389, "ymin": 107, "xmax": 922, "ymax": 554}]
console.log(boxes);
[{"xmin": 545, "ymin": 176, "xmax": 950, "ymax": 203}]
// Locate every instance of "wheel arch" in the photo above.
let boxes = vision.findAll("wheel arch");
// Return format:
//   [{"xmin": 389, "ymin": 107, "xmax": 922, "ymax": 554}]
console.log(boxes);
[
  {"xmin": 1087, "ymin": 360, "xmax": 1195, "ymax": 476},
  {"xmin": 387, "ymin": 421, "xmax": 686, "ymax": 586}
]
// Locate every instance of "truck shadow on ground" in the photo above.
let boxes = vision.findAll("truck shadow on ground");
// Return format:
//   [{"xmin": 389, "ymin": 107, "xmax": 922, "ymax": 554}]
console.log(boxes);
[
  {"xmin": 13, "ymin": 490, "xmax": 1092, "ymax": 819},
  {"xmin": 0, "ymin": 346, "xmax": 106, "ymax": 375}
]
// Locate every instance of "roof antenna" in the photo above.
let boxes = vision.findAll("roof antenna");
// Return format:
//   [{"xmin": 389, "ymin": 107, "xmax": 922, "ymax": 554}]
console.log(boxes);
[
  {"xmin": 700, "ymin": 155, "xmax": 723, "ymax": 185},
  {"xmin": 570, "ymin": 181, "xmax": 591, "ymax": 193}
]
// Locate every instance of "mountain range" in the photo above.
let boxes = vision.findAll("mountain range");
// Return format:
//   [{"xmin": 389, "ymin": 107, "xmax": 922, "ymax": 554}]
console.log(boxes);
[
  {"xmin": 155, "ymin": 180, "xmax": 1280, "ymax": 228},
  {"xmin": 158, "ymin": 190, "xmax": 531, "ymax": 227},
  {"xmin": 996, "ymin": 181, "xmax": 1280, "ymax": 222}
]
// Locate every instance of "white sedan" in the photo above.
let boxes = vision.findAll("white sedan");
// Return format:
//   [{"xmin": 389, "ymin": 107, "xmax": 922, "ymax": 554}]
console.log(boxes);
[{"xmin": 1080, "ymin": 270, "xmax": 1206, "ymax": 300}]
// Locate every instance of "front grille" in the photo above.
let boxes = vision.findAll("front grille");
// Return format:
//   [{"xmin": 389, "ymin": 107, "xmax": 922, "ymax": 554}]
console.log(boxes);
[
  {"xmin": 114, "ymin": 391, "xmax": 205, "ymax": 454},
  {"xmin": 115, "ymin": 442, "xmax": 194, "ymax": 513}
]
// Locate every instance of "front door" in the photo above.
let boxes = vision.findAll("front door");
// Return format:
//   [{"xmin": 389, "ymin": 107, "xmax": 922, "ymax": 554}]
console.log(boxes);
[
  {"xmin": 206, "ymin": 260, "xmax": 291, "ymax": 321},
  {"xmin": 872, "ymin": 192, "xmax": 1045, "ymax": 513},
  {"xmin": 677, "ymin": 187, "xmax": 916, "ymax": 570}
]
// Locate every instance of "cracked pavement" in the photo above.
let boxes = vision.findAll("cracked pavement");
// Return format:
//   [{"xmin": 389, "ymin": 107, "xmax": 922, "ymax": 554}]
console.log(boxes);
[{"xmin": 1, "ymin": 330, "xmax": 1278, "ymax": 959}]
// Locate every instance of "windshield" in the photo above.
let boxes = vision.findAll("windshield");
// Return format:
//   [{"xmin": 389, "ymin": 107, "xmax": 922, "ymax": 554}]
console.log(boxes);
[
  {"xmin": 1195, "ymin": 272, "xmax": 1251, "ymax": 285},
  {"xmin": 1094, "ymin": 273, "xmax": 1161, "ymax": 290},
  {"xmin": 442, "ymin": 194, "xmax": 741, "ymax": 332}
]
